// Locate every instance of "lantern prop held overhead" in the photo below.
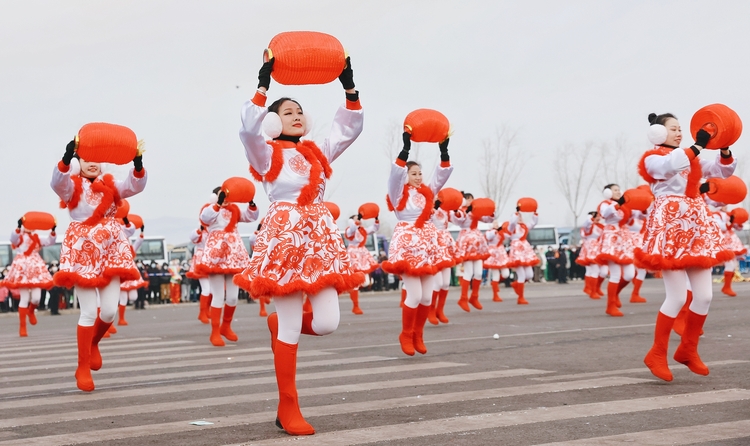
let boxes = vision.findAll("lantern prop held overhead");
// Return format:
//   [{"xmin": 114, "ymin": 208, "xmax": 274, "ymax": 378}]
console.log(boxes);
[
  {"xmin": 516, "ymin": 197, "xmax": 538, "ymax": 213},
  {"xmin": 358, "ymin": 203, "xmax": 380, "ymax": 220},
  {"xmin": 76, "ymin": 123, "xmax": 138, "ymax": 165},
  {"xmin": 690, "ymin": 104, "xmax": 742, "ymax": 150},
  {"xmin": 21, "ymin": 212, "xmax": 56, "ymax": 231},
  {"xmin": 264, "ymin": 31, "xmax": 346, "ymax": 85},
  {"xmin": 470, "ymin": 198, "xmax": 495, "ymax": 218},
  {"xmin": 403, "ymin": 109, "xmax": 451, "ymax": 143},
  {"xmin": 221, "ymin": 177, "xmax": 256, "ymax": 203},
  {"xmin": 437, "ymin": 188, "xmax": 463, "ymax": 211}
]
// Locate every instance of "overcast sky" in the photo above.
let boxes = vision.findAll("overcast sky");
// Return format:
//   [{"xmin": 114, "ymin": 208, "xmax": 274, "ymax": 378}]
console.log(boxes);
[{"xmin": 2, "ymin": 0, "xmax": 749, "ymax": 244}]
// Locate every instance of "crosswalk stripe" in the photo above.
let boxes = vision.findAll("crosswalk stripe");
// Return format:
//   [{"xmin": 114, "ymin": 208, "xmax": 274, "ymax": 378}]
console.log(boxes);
[
  {"xmin": 1, "ymin": 340, "xmax": 194, "ymax": 359},
  {"xmin": 0, "ymin": 368, "xmax": 553, "ymax": 429},
  {"xmin": 0, "ymin": 376, "xmax": 651, "ymax": 445},
  {"xmin": 535, "ymin": 419, "xmax": 750, "ymax": 445},
  {"xmin": 0, "ymin": 344, "xmax": 249, "ymax": 367},
  {"xmin": 530, "ymin": 359, "xmax": 750, "ymax": 381},
  {"xmin": 0, "ymin": 356, "xmax": 395, "ymax": 397},
  {"xmin": 0, "ymin": 362, "xmax": 467, "ymax": 410},
  {"xmin": 0, "ymin": 337, "xmax": 164, "ymax": 353},
  {"xmin": 0, "ymin": 347, "xmax": 269, "ymax": 373},
  {"xmin": 231, "ymin": 388, "xmax": 750, "ymax": 446}
]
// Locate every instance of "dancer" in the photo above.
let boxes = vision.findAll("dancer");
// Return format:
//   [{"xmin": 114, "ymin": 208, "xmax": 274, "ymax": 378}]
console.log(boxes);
[
  {"xmin": 248, "ymin": 221, "xmax": 272, "ymax": 317},
  {"xmin": 383, "ymin": 134, "xmax": 453, "ymax": 355},
  {"xmin": 577, "ymin": 211, "xmax": 603, "ymax": 299},
  {"xmin": 638, "ymin": 112, "xmax": 735, "ymax": 381},
  {"xmin": 429, "ymin": 201, "xmax": 458, "ymax": 324},
  {"xmin": 117, "ymin": 221, "xmax": 146, "ymax": 326},
  {"xmin": 716, "ymin": 206, "xmax": 746, "ymax": 296},
  {"xmin": 1, "ymin": 219, "xmax": 56, "ymax": 336},
  {"xmin": 626, "ymin": 210, "xmax": 648, "ymax": 303},
  {"xmin": 507, "ymin": 209, "xmax": 540, "ymax": 304},
  {"xmin": 484, "ymin": 222, "xmax": 511, "ymax": 302},
  {"xmin": 195, "ymin": 188, "xmax": 258, "ymax": 346},
  {"xmin": 595, "ymin": 184, "xmax": 635, "ymax": 316},
  {"xmin": 51, "ymin": 138, "xmax": 147, "ymax": 392},
  {"xmin": 344, "ymin": 213, "xmax": 380, "ymax": 314},
  {"xmin": 186, "ymin": 222, "xmax": 211, "ymax": 323},
  {"xmin": 233, "ymin": 56, "xmax": 363, "ymax": 435},
  {"xmin": 452, "ymin": 193, "xmax": 492, "ymax": 311}
]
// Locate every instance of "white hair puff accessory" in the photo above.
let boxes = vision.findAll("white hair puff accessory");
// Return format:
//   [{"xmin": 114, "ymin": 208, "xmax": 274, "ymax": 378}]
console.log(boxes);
[
  {"xmin": 261, "ymin": 110, "xmax": 311, "ymax": 139},
  {"xmin": 602, "ymin": 187, "xmax": 613, "ymax": 200},
  {"xmin": 647, "ymin": 124, "xmax": 668, "ymax": 145}
]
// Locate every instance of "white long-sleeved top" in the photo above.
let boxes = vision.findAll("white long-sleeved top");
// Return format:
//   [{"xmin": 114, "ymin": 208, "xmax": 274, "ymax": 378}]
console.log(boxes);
[
  {"xmin": 50, "ymin": 166, "xmax": 147, "ymax": 222},
  {"xmin": 450, "ymin": 209, "xmax": 494, "ymax": 229},
  {"xmin": 508, "ymin": 212, "xmax": 538, "ymax": 240},
  {"xmin": 597, "ymin": 200, "xmax": 624, "ymax": 226},
  {"xmin": 122, "ymin": 223, "xmax": 136, "ymax": 239},
  {"xmin": 388, "ymin": 161, "xmax": 453, "ymax": 224},
  {"xmin": 189, "ymin": 228, "xmax": 205, "ymax": 245},
  {"xmin": 485, "ymin": 230, "xmax": 506, "ymax": 247},
  {"xmin": 432, "ymin": 208, "xmax": 451, "ymax": 230},
  {"xmin": 239, "ymin": 98, "xmax": 363, "ymax": 204},
  {"xmin": 627, "ymin": 210, "xmax": 646, "ymax": 233},
  {"xmin": 345, "ymin": 219, "xmax": 379, "ymax": 247},
  {"xmin": 200, "ymin": 204, "xmax": 259, "ymax": 232},
  {"xmin": 579, "ymin": 217, "xmax": 602, "ymax": 240},
  {"xmin": 643, "ymin": 148, "xmax": 736, "ymax": 197},
  {"xmin": 10, "ymin": 230, "xmax": 55, "ymax": 253}
]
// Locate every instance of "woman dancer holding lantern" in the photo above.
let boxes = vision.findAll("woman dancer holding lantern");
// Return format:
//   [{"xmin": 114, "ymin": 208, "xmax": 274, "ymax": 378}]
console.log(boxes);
[
  {"xmin": 1, "ymin": 216, "xmax": 56, "ymax": 337},
  {"xmin": 428, "ymin": 190, "xmax": 461, "ymax": 324},
  {"xmin": 233, "ymin": 55, "xmax": 363, "ymax": 436},
  {"xmin": 195, "ymin": 185, "xmax": 258, "ymax": 347},
  {"xmin": 186, "ymin": 217, "xmax": 211, "ymax": 324},
  {"xmin": 344, "ymin": 207, "xmax": 380, "ymax": 315},
  {"xmin": 484, "ymin": 222, "xmax": 511, "ymax": 302},
  {"xmin": 507, "ymin": 205, "xmax": 540, "ymax": 304},
  {"xmin": 639, "ymin": 111, "xmax": 736, "ymax": 382},
  {"xmin": 51, "ymin": 128, "xmax": 147, "ymax": 392},
  {"xmin": 452, "ymin": 193, "xmax": 493, "ymax": 311},
  {"xmin": 117, "ymin": 218, "xmax": 146, "ymax": 326},
  {"xmin": 577, "ymin": 211, "xmax": 604, "ymax": 299},
  {"xmin": 383, "ymin": 131, "xmax": 453, "ymax": 355}
]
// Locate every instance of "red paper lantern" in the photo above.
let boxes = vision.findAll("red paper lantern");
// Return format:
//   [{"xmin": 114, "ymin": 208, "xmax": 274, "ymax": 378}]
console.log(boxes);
[
  {"xmin": 437, "ymin": 188, "xmax": 463, "ymax": 211},
  {"xmin": 730, "ymin": 208, "xmax": 749, "ymax": 226},
  {"xmin": 358, "ymin": 203, "xmax": 380, "ymax": 220},
  {"xmin": 690, "ymin": 104, "xmax": 742, "ymax": 150},
  {"xmin": 471, "ymin": 198, "xmax": 495, "ymax": 218},
  {"xmin": 76, "ymin": 123, "xmax": 138, "ymax": 165},
  {"xmin": 705, "ymin": 175, "xmax": 747, "ymax": 205},
  {"xmin": 221, "ymin": 177, "xmax": 256, "ymax": 203},
  {"xmin": 265, "ymin": 31, "xmax": 346, "ymax": 85},
  {"xmin": 115, "ymin": 199, "xmax": 130, "ymax": 219},
  {"xmin": 22, "ymin": 212, "xmax": 56, "ymax": 231},
  {"xmin": 516, "ymin": 197, "xmax": 538, "ymax": 213},
  {"xmin": 324, "ymin": 202, "xmax": 340, "ymax": 221},
  {"xmin": 403, "ymin": 109, "xmax": 450, "ymax": 143},
  {"xmin": 126, "ymin": 214, "xmax": 143, "ymax": 229},
  {"xmin": 620, "ymin": 188, "xmax": 654, "ymax": 212}
]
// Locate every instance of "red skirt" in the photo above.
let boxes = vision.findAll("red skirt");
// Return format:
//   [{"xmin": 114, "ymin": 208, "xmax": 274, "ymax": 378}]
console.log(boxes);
[
  {"xmin": 1, "ymin": 252, "xmax": 53, "ymax": 289},
  {"xmin": 635, "ymin": 195, "xmax": 733, "ymax": 270},
  {"xmin": 194, "ymin": 231, "xmax": 249, "ymax": 275},
  {"xmin": 185, "ymin": 247, "xmax": 207, "ymax": 279},
  {"xmin": 382, "ymin": 221, "xmax": 438, "ymax": 277},
  {"xmin": 347, "ymin": 245, "xmax": 380, "ymax": 274},
  {"xmin": 576, "ymin": 237, "xmax": 600, "ymax": 267},
  {"xmin": 723, "ymin": 230, "xmax": 747, "ymax": 257},
  {"xmin": 507, "ymin": 239, "xmax": 540, "ymax": 268},
  {"xmin": 234, "ymin": 201, "xmax": 363, "ymax": 299},
  {"xmin": 54, "ymin": 218, "xmax": 140, "ymax": 288},
  {"xmin": 432, "ymin": 227, "xmax": 457, "ymax": 270},
  {"xmin": 120, "ymin": 278, "xmax": 148, "ymax": 291},
  {"xmin": 484, "ymin": 244, "xmax": 510, "ymax": 269},
  {"xmin": 455, "ymin": 228, "xmax": 490, "ymax": 262},
  {"xmin": 596, "ymin": 226, "xmax": 633, "ymax": 265}
]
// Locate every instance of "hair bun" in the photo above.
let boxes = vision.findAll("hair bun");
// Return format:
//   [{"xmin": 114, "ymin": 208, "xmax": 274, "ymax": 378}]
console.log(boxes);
[{"xmin": 648, "ymin": 113, "xmax": 657, "ymax": 124}]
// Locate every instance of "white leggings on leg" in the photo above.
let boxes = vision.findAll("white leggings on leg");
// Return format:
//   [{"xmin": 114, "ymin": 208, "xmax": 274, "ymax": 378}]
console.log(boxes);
[
  {"xmin": 607, "ymin": 262, "xmax": 635, "ymax": 283},
  {"xmin": 433, "ymin": 268, "xmax": 451, "ymax": 291},
  {"xmin": 209, "ymin": 274, "xmax": 238, "ymax": 308},
  {"xmin": 403, "ymin": 274, "xmax": 434, "ymax": 308},
  {"xmin": 515, "ymin": 266, "xmax": 533, "ymax": 283},
  {"xmin": 661, "ymin": 268, "xmax": 712, "ymax": 317},
  {"xmin": 462, "ymin": 260, "xmax": 483, "ymax": 281},
  {"xmin": 77, "ymin": 279, "xmax": 121, "ymax": 326},
  {"xmin": 585, "ymin": 264, "xmax": 600, "ymax": 278},
  {"xmin": 636, "ymin": 268, "xmax": 647, "ymax": 280},
  {"xmin": 274, "ymin": 287, "xmax": 340, "ymax": 345},
  {"xmin": 490, "ymin": 268, "xmax": 509, "ymax": 282},
  {"xmin": 724, "ymin": 259, "xmax": 737, "ymax": 272},
  {"xmin": 17, "ymin": 288, "xmax": 41, "ymax": 308},
  {"xmin": 199, "ymin": 277, "xmax": 211, "ymax": 296},
  {"xmin": 119, "ymin": 290, "xmax": 138, "ymax": 305}
]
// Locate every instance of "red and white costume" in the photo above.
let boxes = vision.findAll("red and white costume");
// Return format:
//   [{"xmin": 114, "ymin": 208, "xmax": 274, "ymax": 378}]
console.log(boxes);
[
  {"xmin": 428, "ymin": 207, "xmax": 457, "ymax": 324},
  {"xmin": 595, "ymin": 197, "xmax": 636, "ymax": 316},
  {"xmin": 507, "ymin": 212, "xmax": 539, "ymax": 304},
  {"xmin": 117, "ymin": 225, "xmax": 146, "ymax": 326},
  {"xmin": 625, "ymin": 210, "xmax": 648, "ymax": 302},
  {"xmin": 187, "ymin": 224, "xmax": 212, "ymax": 324},
  {"xmin": 710, "ymin": 207, "xmax": 745, "ymax": 297},
  {"xmin": 638, "ymin": 143, "xmax": 735, "ymax": 382},
  {"xmin": 577, "ymin": 215, "xmax": 604, "ymax": 299},
  {"xmin": 451, "ymin": 208, "xmax": 493, "ymax": 311},
  {"xmin": 345, "ymin": 218, "xmax": 380, "ymax": 275},
  {"xmin": 51, "ymin": 158, "xmax": 147, "ymax": 392},
  {"xmin": 484, "ymin": 229, "xmax": 510, "ymax": 302},
  {"xmin": 2, "ymin": 228, "xmax": 55, "ymax": 337}
]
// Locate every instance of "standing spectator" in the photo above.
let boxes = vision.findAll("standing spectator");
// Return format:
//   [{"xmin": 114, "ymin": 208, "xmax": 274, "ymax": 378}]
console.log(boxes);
[
  {"xmin": 147, "ymin": 262, "xmax": 160, "ymax": 302},
  {"xmin": 532, "ymin": 246, "xmax": 543, "ymax": 282},
  {"xmin": 545, "ymin": 247, "xmax": 557, "ymax": 282},
  {"xmin": 556, "ymin": 247, "xmax": 568, "ymax": 284}
]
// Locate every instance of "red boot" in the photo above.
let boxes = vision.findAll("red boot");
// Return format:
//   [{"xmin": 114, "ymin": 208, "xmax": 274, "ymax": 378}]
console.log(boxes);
[
  {"xmin": 435, "ymin": 289, "xmax": 449, "ymax": 323},
  {"xmin": 18, "ymin": 308, "xmax": 28, "ymax": 337},
  {"xmin": 512, "ymin": 282, "xmax": 528, "ymax": 304},
  {"xmin": 582, "ymin": 276, "xmax": 592, "ymax": 297},
  {"xmin": 209, "ymin": 306, "xmax": 225, "ymax": 346},
  {"xmin": 673, "ymin": 311, "xmax": 710, "ymax": 376},
  {"xmin": 673, "ymin": 291, "xmax": 692, "ymax": 336},
  {"xmin": 630, "ymin": 278, "xmax": 647, "ymax": 303},
  {"xmin": 399, "ymin": 305, "xmax": 417, "ymax": 356},
  {"xmin": 90, "ymin": 317, "xmax": 113, "ymax": 371},
  {"xmin": 198, "ymin": 294, "xmax": 210, "ymax": 324},
  {"xmin": 594, "ymin": 277, "xmax": 605, "ymax": 298},
  {"xmin": 413, "ymin": 304, "xmax": 430, "ymax": 354},
  {"xmin": 259, "ymin": 298, "xmax": 268, "ymax": 317},
  {"xmin": 399, "ymin": 288, "xmax": 407, "ymax": 308},
  {"xmin": 273, "ymin": 340, "xmax": 315, "ymax": 435},
  {"xmin": 220, "ymin": 305, "xmax": 238, "ymax": 342},
  {"xmin": 75, "ymin": 325, "xmax": 96, "ymax": 392},
  {"xmin": 28, "ymin": 303, "xmax": 38, "ymax": 325},
  {"xmin": 303, "ymin": 296, "xmax": 313, "ymax": 313},
  {"xmin": 117, "ymin": 304, "xmax": 128, "ymax": 326},
  {"xmin": 605, "ymin": 282, "xmax": 623, "ymax": 317},
  {"xmin": 491, "ymin": 281, "xmax": 502, "ymax": 302},
  {"xmin": 267, "ymin": 312, "xmax": 278, "ymax": 353},
  {"xmin": 643, "ymin": 312, "xmax": 675, "ymax": 381},
  {"xmin": 615, "ymin": 280, "xmax": 629, "ymax": 308},
  {"xmin": 721, "ymin": 271, "xmax": 737, "ymax": 297},
  {"xmin": 107, "ymin": 323, "xmax": 117, "ymax": 335},
  {"xmin": 457, "ymin": 278, "xmax": 470, "ymax": 312},
  {"xmin": 350, "ymin": 289, "xmax": 363, "ymax": 315},
  {"xmin": 428, "ymin": 290, "xmax": 439, "ymax": 325},
  {"xmin": 468, "ymin": 279, "xmax": 483, "ymax": 310}
]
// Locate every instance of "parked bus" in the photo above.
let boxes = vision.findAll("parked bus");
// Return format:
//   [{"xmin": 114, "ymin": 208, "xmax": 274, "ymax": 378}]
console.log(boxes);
[
  {"xmin": 0, "ymin": 242, "xmax": 12, "ymax": 269},
  {"xmin": 134, "ymin": 236, "xmax": 168, "ymax": 265}
]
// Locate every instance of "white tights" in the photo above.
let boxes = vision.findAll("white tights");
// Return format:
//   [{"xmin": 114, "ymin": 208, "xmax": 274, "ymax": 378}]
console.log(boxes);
[
  {"xmin": 433, "ymin": 268, "xmax": 451, "ymax": 291},
  {"xmin": 607, "ymin": 261, "xmax": 635, "ymax": 283},
  {"xmin": 209, "ymin": 274, "xmax": 238, "ymax": 308},
  {"xmin": 724, "ymin": 259, "xmax": 737, "ymax": 272},
  {"xmin": 598, "ymin": 264, "xmax": 609, "ymax": 278},
  {"xmin": 661, "ymin": 268, "xmax": 712, "ymax": 317},
  {"xmin": 403, "ymin": 274, "xmax": 434, "ymax": 308},
  {"xmin": 77, "ymin": 278, "xmax": 121, "ymax": 326},
  {"xmin": 462, "ymin": 260, "xmax": 483, "ymax": 281},
  {"xmin": 199, "ymin": 277, "xmax": 211, "ymax": 296},
  {"xmin": 17, "ymin": 288, "xmax": 41, "ymax": 308},
  {"xmin": 119, "ymin": 289, "xmax": 138, "ymax": 305},
  {"xmin": 585, "ymin": 264, "xmax": 600, "ymax": 278},
  {"xmin": 274, "ymin": 287, "xmax": 340, "ymax": 345},
  {"xmin": 515, "ymin": 266, "xmax": 533, "ymax": 283},
  {"xmin": 490, "ymin": 268, "xmax": 509, "ymax": 282}
]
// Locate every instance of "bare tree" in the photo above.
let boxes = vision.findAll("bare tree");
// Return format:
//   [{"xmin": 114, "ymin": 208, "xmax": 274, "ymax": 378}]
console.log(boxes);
[
  {"xmin": 554, "ymin": 141, "xmax": 602, "ymax": 226},
  {"xmin": 599, "ymin": 135, "xmax": 641, "ymax": 189},
  {"xmin": 479, "ymin": 126, "xmax": 526, "ymax": 217}
]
